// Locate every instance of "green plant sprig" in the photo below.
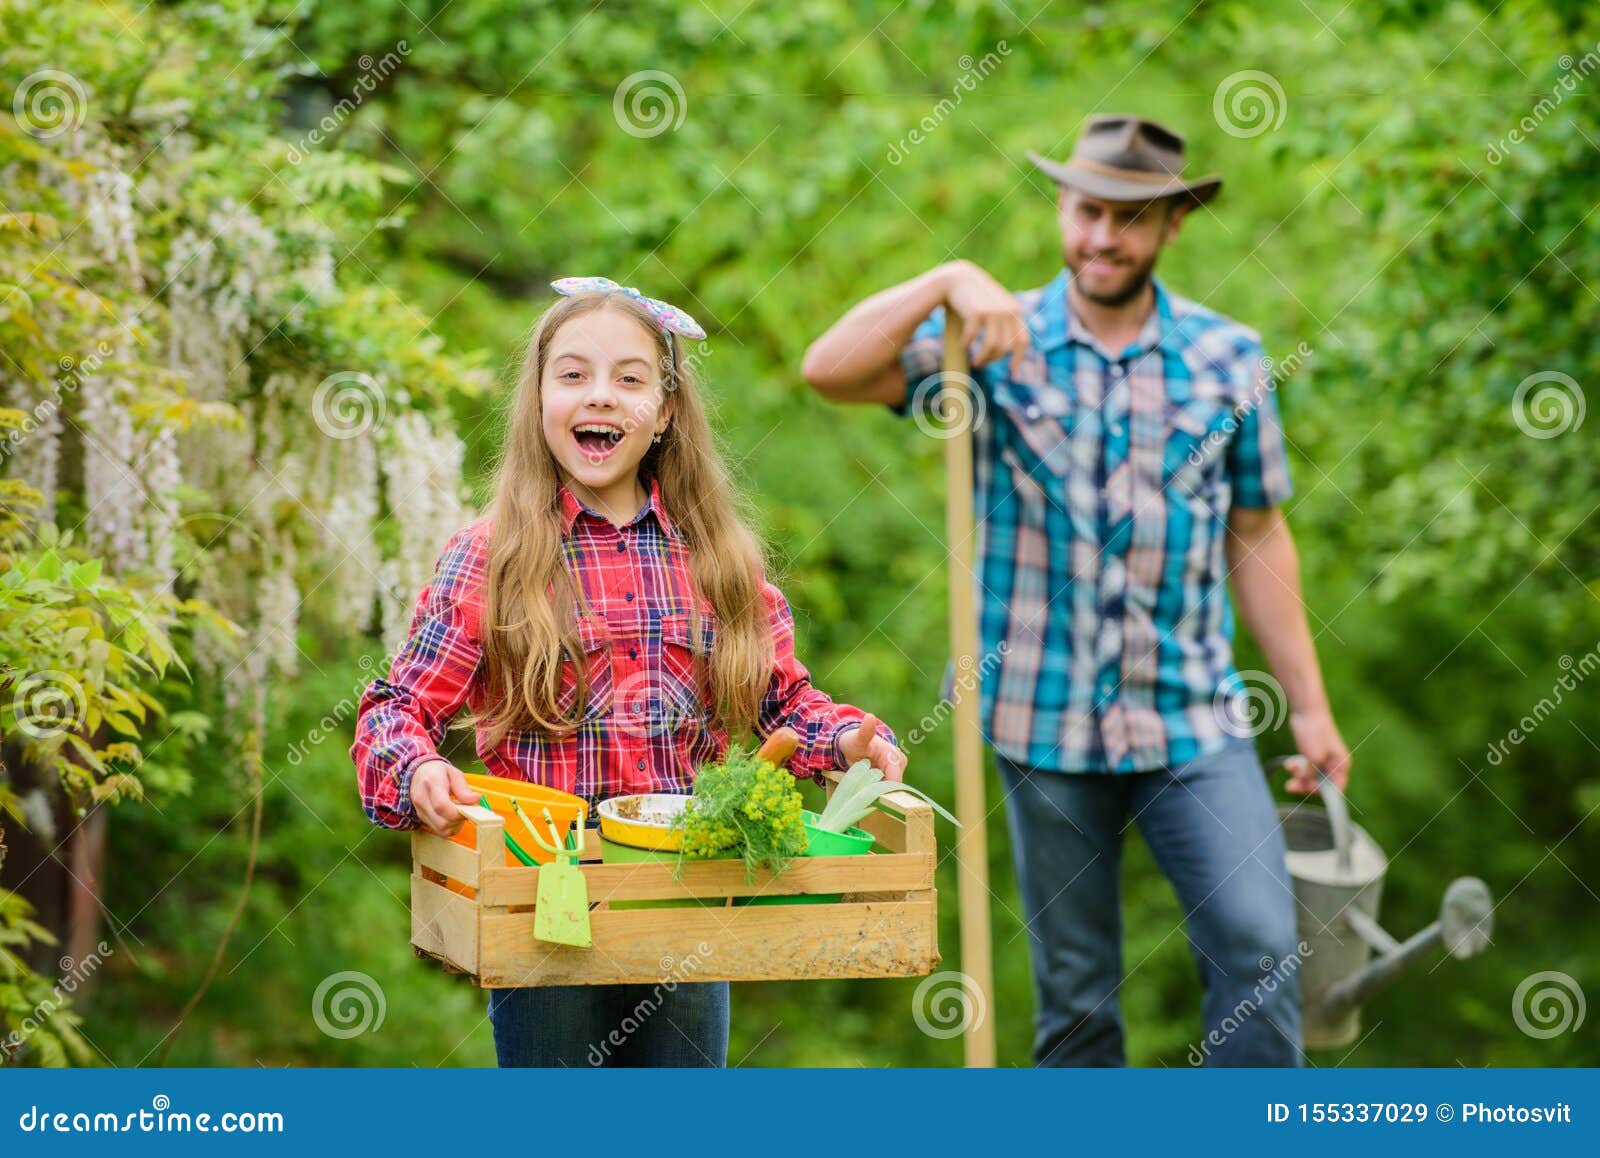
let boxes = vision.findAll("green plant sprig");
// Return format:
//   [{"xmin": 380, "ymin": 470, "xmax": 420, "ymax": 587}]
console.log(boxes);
[{"xmin": 672, "ymin": 743, "xmax": 809, "ymax": 881}]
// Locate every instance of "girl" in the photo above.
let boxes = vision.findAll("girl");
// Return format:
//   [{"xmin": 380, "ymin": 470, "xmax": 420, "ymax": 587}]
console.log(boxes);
[{"xmin": 351, "ymin": 277, "xmax": 908, "ymax": 1068}]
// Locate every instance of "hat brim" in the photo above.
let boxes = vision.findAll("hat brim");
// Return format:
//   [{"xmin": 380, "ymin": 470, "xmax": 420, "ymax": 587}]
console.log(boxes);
[{"xmin": 1027, "ymin": 151, "xmax": 1222, "ymax": 208}]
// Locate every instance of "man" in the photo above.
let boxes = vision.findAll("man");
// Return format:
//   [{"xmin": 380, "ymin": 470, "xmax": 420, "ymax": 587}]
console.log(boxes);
[{"xmin": 802, "ymin": 115, "xmax": 1351, "ymax": 1067}]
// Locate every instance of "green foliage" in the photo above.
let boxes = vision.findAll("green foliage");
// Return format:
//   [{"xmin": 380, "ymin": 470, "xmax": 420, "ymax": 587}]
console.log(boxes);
[
  {"xmin": 815, "ymin": 758, "xmax": 958, "ymax": 834},
  {"xmin": 0, "ymin": 477, "xmax": 222, "ymax": 1062},
  {"xmin": 0, "ymin": 890, "xmax": 92, "ymax": 1067},
  {"xmin": 675, "ymin": 744, "xmax": 808, "ymax": 878}
]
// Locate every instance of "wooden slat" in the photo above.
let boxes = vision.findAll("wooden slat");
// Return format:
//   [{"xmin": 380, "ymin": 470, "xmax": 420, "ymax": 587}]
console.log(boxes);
[
  {"xmin": 476, "ymin": 851, "xmax": 932, "ymax": 907},
  {"xmin": 816, "ymin": 764, "xmax": 933, "ymax": 854},
  {"xmin": 853, "ymin": 808, "xmax": 906, "ymax": 853},
  {"xmin": 413, "ymin": 831, "xmax": 482, "ymax": 886},
  {"xmin": 464, "ymin": 805, "xmax": 505, "ymax": 885},
  {"xmin": 475, "ymin": 900, "xmax": 940, "ymax": 986},
  {"xmin": 900, "ymin": 804, "xmax": 935, "ymax": 857},
  {"xmin": 411, "ymin": 874, "xmax": 479, "ymax": 975}
]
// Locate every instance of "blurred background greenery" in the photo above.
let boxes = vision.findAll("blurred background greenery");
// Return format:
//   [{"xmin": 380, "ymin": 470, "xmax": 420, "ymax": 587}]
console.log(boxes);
[{"xmin": 2, "ymin": 0, "xmax": 1595, "ymax": 1067}]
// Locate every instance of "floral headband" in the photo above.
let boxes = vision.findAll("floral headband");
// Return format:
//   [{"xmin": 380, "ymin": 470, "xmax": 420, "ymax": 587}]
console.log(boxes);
[{"xmin": 550, "ymin": 276, "xmax": 707, "ymax": 342}]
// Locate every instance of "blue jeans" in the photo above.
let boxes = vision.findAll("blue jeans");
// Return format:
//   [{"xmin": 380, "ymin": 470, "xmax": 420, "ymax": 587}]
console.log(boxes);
[
  {"xmin": 487, "ymin": 981, "xmax": 729, "ymax": 1067},
  {"xmin": 997, "ymin": 737, "xmax": 1304, "ymax": 1067}
]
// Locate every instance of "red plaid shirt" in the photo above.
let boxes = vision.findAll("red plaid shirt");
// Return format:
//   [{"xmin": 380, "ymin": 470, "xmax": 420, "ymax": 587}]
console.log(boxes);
[{"xmin": 353, "ymin": 475, "xmax": 894, "ymax": 829}]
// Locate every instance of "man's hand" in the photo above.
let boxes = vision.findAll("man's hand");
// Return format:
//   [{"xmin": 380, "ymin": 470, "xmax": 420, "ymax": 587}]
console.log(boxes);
[
  {"xmin": 837, "ymin": 713, "xmax": 908, "ymax": 782},
  {"xmin": 1284, "ymin": 708, "xmax": 1352, "ymax": 793},
  {"xmin": 941, "ymin": 260, "xmax": 1032, "ymax": 370},
  {"xmin": 409, "ymin": 758, "xmax": 481, "ymax": 836}
]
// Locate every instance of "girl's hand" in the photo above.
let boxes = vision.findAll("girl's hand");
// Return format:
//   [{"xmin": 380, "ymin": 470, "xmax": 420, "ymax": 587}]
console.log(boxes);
[
  {"xmin": 838, "ymin": 713, "xmax": 908, "ymax": 782},
  {"xmin": 410, "ymin": 758, "xmax": 481, "ymax": 836}
]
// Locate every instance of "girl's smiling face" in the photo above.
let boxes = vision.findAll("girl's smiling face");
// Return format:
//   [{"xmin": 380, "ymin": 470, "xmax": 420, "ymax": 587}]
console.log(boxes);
[{"xmin": 540, "ymin": 306, "xmax": 671, "ymax": 499}]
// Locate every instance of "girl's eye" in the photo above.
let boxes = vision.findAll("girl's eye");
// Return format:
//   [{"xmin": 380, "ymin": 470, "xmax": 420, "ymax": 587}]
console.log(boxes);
[
  {"xmin": 560, "ymin": 371, "xmax": 583, "ymax": 381},
  {"xmin": 621, "ymin": 375, "xmax": 644, "ymax": 385}
]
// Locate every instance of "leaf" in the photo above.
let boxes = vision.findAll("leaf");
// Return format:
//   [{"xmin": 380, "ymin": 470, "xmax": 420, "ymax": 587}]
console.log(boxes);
[
  {"xmin": 815, "ymin": 759, "xmax": 961, "ymax": 834},
  {"xmin": 103, "ymin": 711, "xmax": 141, "ymax": 737},
  {"xmin": 63, "ymin": 733, "xmax": 106, "ymax": 773},
  {"xmin": 70, "ymin": 558, "xmax": 102, "ymax": 587}
]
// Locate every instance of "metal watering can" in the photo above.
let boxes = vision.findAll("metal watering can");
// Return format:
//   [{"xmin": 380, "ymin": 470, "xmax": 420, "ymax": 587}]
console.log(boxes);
[{"xmin": 1271, "ymin": 757, "xmax": 1495, "ymax": 1049}]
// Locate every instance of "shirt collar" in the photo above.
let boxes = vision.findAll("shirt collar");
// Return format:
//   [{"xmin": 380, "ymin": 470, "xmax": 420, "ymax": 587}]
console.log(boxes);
[
  {"xmin": 1032, "ymin": 268, "xmax": 1178, "ymax": 360},
  {"xmin": 558, "ymin": 473, "xmax": 679, "ymax": 540}
]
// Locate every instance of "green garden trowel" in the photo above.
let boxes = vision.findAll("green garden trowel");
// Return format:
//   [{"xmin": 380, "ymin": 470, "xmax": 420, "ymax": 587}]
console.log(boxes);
[{"xmin": 512, "ymin": 801, "xmax": 592, "ymax": 949}]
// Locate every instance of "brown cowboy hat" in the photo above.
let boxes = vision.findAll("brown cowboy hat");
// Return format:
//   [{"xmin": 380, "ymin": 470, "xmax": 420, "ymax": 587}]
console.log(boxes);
[{"xmin": 1027, "ymin": 114, "xmax": 1222, "ymax": 207}]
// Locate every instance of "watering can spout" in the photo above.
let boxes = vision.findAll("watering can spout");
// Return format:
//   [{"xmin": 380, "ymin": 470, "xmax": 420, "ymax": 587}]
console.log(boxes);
[{"xmin": 1318, "ymin": 876, "xmax": 1494, "ymax": 1020}]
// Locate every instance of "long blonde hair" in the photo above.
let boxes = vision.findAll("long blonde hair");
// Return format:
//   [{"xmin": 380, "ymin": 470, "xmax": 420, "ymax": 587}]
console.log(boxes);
[{"xmin": 477, "ymin": 291, "xmax": 773, "ymax": 747}]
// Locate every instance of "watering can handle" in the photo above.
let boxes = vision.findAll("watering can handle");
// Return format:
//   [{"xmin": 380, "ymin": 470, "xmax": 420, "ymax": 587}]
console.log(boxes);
[{"xmin": 1267, "ymin": 754, "xmax": 1353, "ymax": 876}]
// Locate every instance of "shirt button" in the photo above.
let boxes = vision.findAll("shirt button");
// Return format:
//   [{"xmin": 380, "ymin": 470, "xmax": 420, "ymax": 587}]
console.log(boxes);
[
  {"xmin": 625, "ymin": 591, "xmax": 634, "ymax": 602},
  {"xmin": 1109, "ymin": 423, "xmax": 1124, "ymax": 438},
  {"xmin": 636, "ymin": 758, "xmax": 646, "ymax": 771},
  {"xmin": 617, "ymin": 541, "xmax": 627, "ymax": 552},
  {"xmin": 1025, "ymin": 404, "xmax": 1041, "ymax": 421},
  {"xmin": 628, "ymin": 647, "xmax": 638, "ymax": 660}
]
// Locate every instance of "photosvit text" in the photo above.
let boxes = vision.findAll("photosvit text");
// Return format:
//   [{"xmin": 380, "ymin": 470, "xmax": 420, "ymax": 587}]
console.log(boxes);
[{"xmin": 1265, "ymin": 1102, "xmax": 1573, "ymax": 1125}]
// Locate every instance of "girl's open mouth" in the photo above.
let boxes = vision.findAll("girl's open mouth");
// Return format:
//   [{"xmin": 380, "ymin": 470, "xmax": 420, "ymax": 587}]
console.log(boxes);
[{"xmin": 572, "ymin": 422, "xmax": 625, "ymax": 462}]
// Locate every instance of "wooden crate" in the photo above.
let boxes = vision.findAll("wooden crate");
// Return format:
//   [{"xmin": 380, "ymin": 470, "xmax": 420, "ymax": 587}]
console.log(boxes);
[{"xmin": 410, "ymin": 769, "xmax": 941, "ymax": 986}]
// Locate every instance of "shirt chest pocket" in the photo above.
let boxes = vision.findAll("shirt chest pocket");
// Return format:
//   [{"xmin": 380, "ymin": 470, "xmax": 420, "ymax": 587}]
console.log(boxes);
[
  {"xmin": 613, "ymin": 610, "xmax": 716, "ymax": 738},
  {"xmin": 1162, "ymin": 383, "xmax": 1237, "ymax": 496},
  {"xmin": 993, "ymin": 374, "xmax": 1076, "ymax": 516},
  {"xmin": 556, "ymin": 614, "xmax": 614, "ymax": 722}
]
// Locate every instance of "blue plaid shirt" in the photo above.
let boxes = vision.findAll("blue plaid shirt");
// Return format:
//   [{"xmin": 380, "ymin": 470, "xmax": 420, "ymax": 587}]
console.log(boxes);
[{"xmin": 896, "ymin": 271, "xmax": 1293, "ymax": 773}]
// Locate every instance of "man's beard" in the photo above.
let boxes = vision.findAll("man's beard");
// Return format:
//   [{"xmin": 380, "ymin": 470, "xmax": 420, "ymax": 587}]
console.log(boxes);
[{"xmin": 1067, "ymin": 252, "xmax": 1158, "ymax": 307}]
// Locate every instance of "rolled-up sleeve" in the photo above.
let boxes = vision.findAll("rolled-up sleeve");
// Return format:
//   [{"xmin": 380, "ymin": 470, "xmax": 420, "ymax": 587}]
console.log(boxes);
[
  {"xmin": 1228, "ymin": 348, "xmax": 1294, "ymax": 509},
  {"xmin": 351, "ymin": 525, "xmax": 487, "ymax": 830},
  {"xmin": 889, "ymin": 306, "xmax": 949, "ymax": 420},
  {"xmin": 755, "ymin": 578, "xmax": 898, "ymax": 781}
]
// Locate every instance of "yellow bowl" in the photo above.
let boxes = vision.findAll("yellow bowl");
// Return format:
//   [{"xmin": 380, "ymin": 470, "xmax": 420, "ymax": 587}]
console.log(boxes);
[{"xmin": 597, "ymin": 793, "xmax": 689, "ymax": 852}]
